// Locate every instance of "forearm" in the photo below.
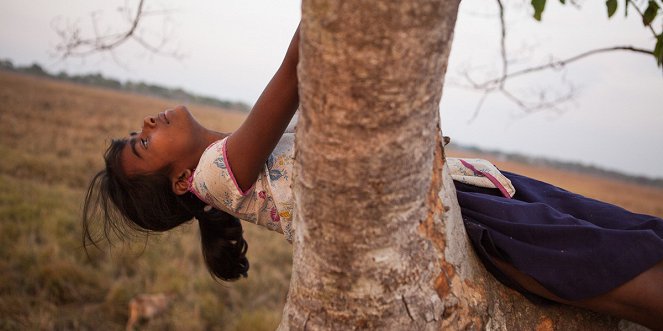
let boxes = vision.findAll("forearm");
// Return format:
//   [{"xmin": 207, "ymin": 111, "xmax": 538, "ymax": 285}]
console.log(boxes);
[
  {"xmin": 226, "ymin": 24, "xmax": 300, "ymax": 191},
  {"xmin": 249, "ymin": 32, "xmax": 300, "ymax": 139}
]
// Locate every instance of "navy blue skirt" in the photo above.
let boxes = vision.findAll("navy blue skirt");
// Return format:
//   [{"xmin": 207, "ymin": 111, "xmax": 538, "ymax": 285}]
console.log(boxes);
[{"xmin": 455, "ymin": 171, "xmax": 663, "ymax": 302}]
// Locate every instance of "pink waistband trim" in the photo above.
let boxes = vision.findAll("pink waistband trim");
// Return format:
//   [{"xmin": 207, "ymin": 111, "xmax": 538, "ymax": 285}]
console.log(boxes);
[{"xmin": 459, "ymin": 159, "xmax": 512, "ymax": 199}]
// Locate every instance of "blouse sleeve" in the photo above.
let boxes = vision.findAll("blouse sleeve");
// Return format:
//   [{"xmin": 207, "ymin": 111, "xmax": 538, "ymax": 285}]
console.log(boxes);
[
  {"xmin": 190, "ymin": 138, "xmax": 258, "ymax": 219},
  {"xmin": 447, "ymin": 157, "xmax": 516, "ymax": 198}
]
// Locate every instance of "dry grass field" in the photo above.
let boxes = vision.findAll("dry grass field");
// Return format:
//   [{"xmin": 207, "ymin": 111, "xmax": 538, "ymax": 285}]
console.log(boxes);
[
  {"xmin": 0, "ymin": 71, "xmax": 290, "ymax": 331},
  {"xmin": 445, "ymin": 148, "xmax": 663, "ymax": 218},
  {"xmin": 1, "ymin": 70, "xmax": 661, "ymax": 330}
]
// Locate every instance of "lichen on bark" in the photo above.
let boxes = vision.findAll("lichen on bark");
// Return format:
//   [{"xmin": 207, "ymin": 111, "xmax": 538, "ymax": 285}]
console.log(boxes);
[{"xmin": 279, "ymin": 1, "xmax": 641, "ymax": 330}]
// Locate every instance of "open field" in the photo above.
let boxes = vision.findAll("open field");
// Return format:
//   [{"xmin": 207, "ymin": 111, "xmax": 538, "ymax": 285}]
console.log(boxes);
[
  {"xmin": 0, "ymin": 71, "xmax": 289, "ymax": 331},
  {"xmin": 1, "ymin": 70, "xmax": 662, "ymax": 330},
  {"xmin": 445, "ymin": 148, "xmax": 663, "ymax": 218}
]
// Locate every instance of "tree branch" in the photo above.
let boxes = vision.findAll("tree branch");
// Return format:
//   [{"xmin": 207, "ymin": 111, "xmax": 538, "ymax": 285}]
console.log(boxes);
[
  {"xmin": 52, "ymin": 0, "xmax": 184, "ymax": 60},
  {"xmin": 629, "ymin": 0, "xmax": 658, "ymax": 38},
  {"xmin": 496, "ymin": 0, "xmax": 508, "ymax": 89},
  {"xmin": 475, "ymin": 46, "xmax": 653, "ymax": 90},
  {"xmin": 457, "ymin": 1, "xmax": 656, "ymax": 118}
]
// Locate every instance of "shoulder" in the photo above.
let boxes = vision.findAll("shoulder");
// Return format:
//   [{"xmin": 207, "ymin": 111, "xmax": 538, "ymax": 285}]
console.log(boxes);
[
  {"xmin": 191, "ymin": 137, "xmax": 257, "ymax": 206},
  {"xmin": 197, "ymin": 138, "xmax": 227, "ymax": 169}
]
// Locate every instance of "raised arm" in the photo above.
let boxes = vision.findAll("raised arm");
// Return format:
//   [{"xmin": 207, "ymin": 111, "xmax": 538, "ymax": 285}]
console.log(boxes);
[{"xmin": 224, "ymin": 24, "xmax": 300, "ymax": 192}]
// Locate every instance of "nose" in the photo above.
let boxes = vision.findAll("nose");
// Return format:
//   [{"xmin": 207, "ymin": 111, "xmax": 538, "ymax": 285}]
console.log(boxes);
[{"xmin": 143, "ymin": 115, "xmax": 157, "ymax": 129}]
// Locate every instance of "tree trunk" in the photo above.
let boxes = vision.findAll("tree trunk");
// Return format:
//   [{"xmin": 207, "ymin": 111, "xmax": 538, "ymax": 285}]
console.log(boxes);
[{"xmin": 280, "ymin": 1, "xmax": 642, "ymax": 330}]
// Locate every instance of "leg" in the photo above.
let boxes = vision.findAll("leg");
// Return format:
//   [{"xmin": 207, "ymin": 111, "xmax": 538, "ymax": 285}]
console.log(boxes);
[{"xmin": 491, "ymin": 258, "xmax": 663, "ymax": 330}]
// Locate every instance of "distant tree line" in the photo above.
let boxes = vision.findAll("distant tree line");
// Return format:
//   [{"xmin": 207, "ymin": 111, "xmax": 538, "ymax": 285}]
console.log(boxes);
[
  {"xmin": 0, "ymin": 58, "xmax": 250, "ymax": 112},
  {"xmin": 2, "ymin": 58, "xmax": 659, "ymax": 186}
]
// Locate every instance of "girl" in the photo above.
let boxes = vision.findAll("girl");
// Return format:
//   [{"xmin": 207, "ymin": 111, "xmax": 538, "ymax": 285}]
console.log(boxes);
[{"xmin": 83, "ymin": 26, "xmax": 663, "ymax": 329}]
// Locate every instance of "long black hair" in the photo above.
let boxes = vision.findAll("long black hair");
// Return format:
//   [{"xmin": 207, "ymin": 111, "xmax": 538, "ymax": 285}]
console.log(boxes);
[{"xmin": 82, "ymin": 139, "xmax": 249, "ymax": 281}]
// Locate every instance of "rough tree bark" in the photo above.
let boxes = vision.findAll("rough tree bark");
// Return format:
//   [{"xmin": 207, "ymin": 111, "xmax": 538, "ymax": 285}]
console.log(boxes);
[{"xmin": 279, "ymin": 1, "xmax": 645, "ymax": 330}]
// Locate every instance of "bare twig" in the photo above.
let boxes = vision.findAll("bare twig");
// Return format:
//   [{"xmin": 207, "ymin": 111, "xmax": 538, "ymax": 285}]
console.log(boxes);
[
  {"xmin": 475, "ymin": 45, "xmax": 653, "ymax": 90},
  {"xmin": 496, "ymin": 0, "xmax": 508, "ymax": 88},
  {"xmin": 52, "ymin": 0, "xmax": 184, "ymax": 61},
  {"xmin": 458, "ymin": 1, "xmax": 657, "ymax": 118},
  {"xmin": 466, "ymin": 91, "xmax": 489, "ymax": 124}
]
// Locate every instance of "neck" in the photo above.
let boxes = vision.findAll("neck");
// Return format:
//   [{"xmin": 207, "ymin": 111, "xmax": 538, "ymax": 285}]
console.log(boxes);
[
  {"xmin": 192, "ymin": 129, "xmax": 228, "ymax": 161},
  {"xmin": 181, "ymin": 130, "xmax": 229, "ymax": 175},
  {"xmin": 204, "ymin": 130, "xmax": 229, "ymax": 145}
]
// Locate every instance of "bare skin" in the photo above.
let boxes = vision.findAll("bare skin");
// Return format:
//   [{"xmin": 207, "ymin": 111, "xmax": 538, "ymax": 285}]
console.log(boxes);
[
  {"xmin": 120, "ymin": 105, "xmax": 226, "ymax": 194},
  {"xmin": 491, "ymin": 257, "xmax": 663, "ymax": 330},
  {"xmin": 120, "ymin": 25, "xmax": 300, "ymax": 196},
  {"xmin": 115, "ymin": 23, "xmax": 663, "ymax": 329}
]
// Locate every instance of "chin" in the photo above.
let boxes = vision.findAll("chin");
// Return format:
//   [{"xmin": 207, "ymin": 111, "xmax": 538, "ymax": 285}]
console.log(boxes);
[
  {"xmin": 173, "ymin": 105, "xmax": 206, "ymax": 130},
  {"xmin": 172, "ymin": 105, "xmax": 190, "ymax": 115},
  {"xmin": 166, "ymin": 105, "xmax": 192, "ymax": 122}
]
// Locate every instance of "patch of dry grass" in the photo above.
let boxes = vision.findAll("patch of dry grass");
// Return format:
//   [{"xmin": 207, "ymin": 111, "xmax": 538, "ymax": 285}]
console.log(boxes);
[
  {"xmin": 0, "ymin": 71, "xmax": 291, "ymax": 330},
  {"xmin": 446, "ymin": 147, "xmax": 663, "ymax": 218},
  {"xmin": 2, "ymin": 70, "xmax": 662, "ymax": 330}
]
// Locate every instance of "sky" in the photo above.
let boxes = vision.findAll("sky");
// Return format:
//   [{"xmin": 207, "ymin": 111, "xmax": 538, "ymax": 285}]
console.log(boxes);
[{"xmin": 1, "ymin": 0, "xmax": 662, "ymax": 178}]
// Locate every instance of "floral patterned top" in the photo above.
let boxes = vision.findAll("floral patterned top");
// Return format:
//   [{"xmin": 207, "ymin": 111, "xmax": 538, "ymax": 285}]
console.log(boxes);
[
  {"xmin": 190, "ymin": 133, "xmax": 295, "ymax": 242},
  {"xmin": 189, "ymin": 133, "xmax": 514, "ymax": 243},
  {"xmin": 446, "ymin": 158, "xmax": 515, "ymax": 198}
]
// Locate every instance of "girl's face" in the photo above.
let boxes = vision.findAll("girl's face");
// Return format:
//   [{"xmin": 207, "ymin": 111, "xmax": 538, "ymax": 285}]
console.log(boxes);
[{"xmin": 120, "ymin": 106, "xmax": 207, "ymax": 178}]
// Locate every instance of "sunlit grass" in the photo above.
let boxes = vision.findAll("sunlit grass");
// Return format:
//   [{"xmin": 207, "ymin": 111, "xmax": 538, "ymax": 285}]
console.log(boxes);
[
  {"xmin": 2, "ymin": 69, "xmax": 662, "ymax": 330},
  {"xmin": 0, "ymin": 71, "xmax": 291, "ymax": 330}
]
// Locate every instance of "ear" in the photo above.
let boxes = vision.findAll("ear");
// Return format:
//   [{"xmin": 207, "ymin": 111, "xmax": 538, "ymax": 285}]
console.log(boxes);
[{"xmin": 172, "ymin": 169, "xmax": 193, "ymax": 196}]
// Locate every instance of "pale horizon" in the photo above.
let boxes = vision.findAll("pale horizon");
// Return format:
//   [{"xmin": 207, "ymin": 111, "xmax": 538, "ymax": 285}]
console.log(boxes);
[{"xmin": 2, "ymin": 0, "xmax": 662, "ymax": 178}]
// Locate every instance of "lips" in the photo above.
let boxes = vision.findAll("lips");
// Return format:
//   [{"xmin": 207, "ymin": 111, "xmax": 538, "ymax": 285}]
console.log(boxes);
[{"xmin": 159, "ymin": 111, "xmax": 170, "ymax": 124}]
